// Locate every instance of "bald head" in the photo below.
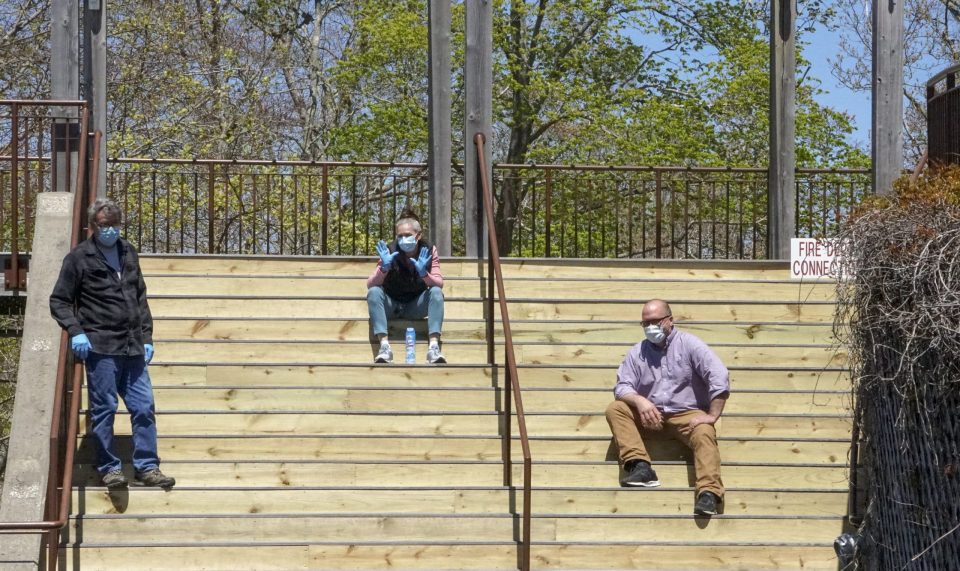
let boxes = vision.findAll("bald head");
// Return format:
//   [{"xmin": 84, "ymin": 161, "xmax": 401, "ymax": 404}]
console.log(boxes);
[{"xmin": 642, "ymin": 299, "xmax": 671, "ymax": 322}]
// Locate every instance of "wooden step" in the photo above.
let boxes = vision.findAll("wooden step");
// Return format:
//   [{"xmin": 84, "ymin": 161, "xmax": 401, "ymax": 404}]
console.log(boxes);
[
  {"xmin": 147, "ymin": 297, "xmax": 836, "ymax": 323},
  {"xmin": 60, "ymin": 543, "xmax": 836, "ymax": 570},
  {"xmin": 76, "ymin": 436, "xmax": 849, "ymax": 464},
  {"xmin": 73, "ymin": 487, "xmax": 849, "ymax": 517},
  {"xmin": 61, "ymin": 544, "xmax": 519, "ymax": 571},
  {"xmin": 73, "ymin": 462, "xmax": 851, "ymax": 489},
  {"xmin": 527, "ymin": 544, "xmax": 839, "ymax": 570},
  {"xmin": 147, "ymin": 364, "xmax": 852, "ymax": 391},
  {"xmin": 106, "ymin": 412, "xmax": 851, "ymax": 439},
  {"xmin": 153, "ymin": 318, "xmax": 837, "ymax": 345},
  {"xmin": 147, "ymin": 340, "xmax": 846, "ymax": 368},
  {"xmin": 99, "ymin": 386, "xmax": 850, "ymax": 415},
  {"xmin": 140, "ymin": 256, "xmax": 802, "ymax": 281},
  {"xmin": 69, "ymin": 514, "xmax": 517, "ymax": 543},
  {"xmin": 144, "ymin": 275, "xmax": 836, "ymax": 302},
  {"xmin": 540, "ymin": 515, "xmax": 844, "ymax": 543},
  {"xmin": 68, "ymin": 513, "xmax": 843, "ymax": 544},
  {"xmin": 73, "ymin": 488, "xmax": 510, "ymax": 516}
]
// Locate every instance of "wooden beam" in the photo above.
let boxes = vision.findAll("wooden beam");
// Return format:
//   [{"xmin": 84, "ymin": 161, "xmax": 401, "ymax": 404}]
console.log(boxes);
[
  {"xmin": 51, "ymin": 0, "xmax": 80, "ymax": 195},
  {"xmin": 83, "ymin": 0, "xmax": 108, "ymax": 194},
  {"xmin": 768, "ymin": 0, "xmax": 796, "ymax": 259},
  {"xmin": 428, "ymin": 1, "xmax": 453, "ymax": 255},
  {"xmin": 872, "ymin": 0, "xmax": 904, "ymax": 195},
  {"xmin": 463, "ymin": 0, "xmax": 492, "ymax": 257}
]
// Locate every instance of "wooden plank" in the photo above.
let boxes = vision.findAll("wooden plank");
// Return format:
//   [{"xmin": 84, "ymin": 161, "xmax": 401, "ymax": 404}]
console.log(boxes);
[
  {"xmin": 74, "ymin": 488, "xmax": 510, "ymax": 516},
  {"xmin": 147, "ymin": 364, "xmax": 850, "ymax": 391},
  {"xmin": 150, "ymin": 364, "xmax": 498, "ymax": 388},
  {"xmin": 144, "ymin": 275, "xmax": 836, "ymax": 302},
  {"xmin": 72, "ymin": 462, "xmax": 850, "ymax": 489},
  {"xmin": 768, "ymin": 0, "xmax": 797, "ymax": 259},
  {"xmin": 75, "ymin": 436, "xmax": 849, "ymax": 464},
  {"xmin": 544, "ymin": 515, "xmax": 845, "ymax": 543},
  {"xmin": 872, "ymin": 0, "xmax": 904, "ymax": 195},
  {"xmin": 73, "ymin": 488, "xmax": 848, "ymax": 518},
  {"xmin": 153, "ymin": 318, "xmax": 837, "ymax": 345},
  {"xmin": 528, "ymin": 544, "xmax": 838, "ymax": 570},
  {"xmin": 140, "ymin": 257, "xmax": 472, "ymax": 277},
  {"xmin": 107, "ymin": 413, "xmax": 850, "ymax": 439},
  {"xmin": 71, "ymin": 515, "xmax": 516, "ymax": 543},
  {"xmin": 108, "ymin": 413, "xmax": 501, "ymax": 436},
  {"xmin": 101, "ymin": 387, "xmax": 850, "ymax": 416},
  {"xmin": 147, "ymin": 297, "xmax": 836, "ymax": 323},
  {"xmin": 62, "ymin": 545, "xmax": 519, "ymax": 571},
  {"xmin": 517, "ymin": 390, "xmax": 850, "ymax": 415},
  {"xmin": 146, "ymin": 340, "xmax": 847, "ymax": 369},
  {"xmin": 428, "ymin": 0, "xmax": 453, "ymax": 255}
]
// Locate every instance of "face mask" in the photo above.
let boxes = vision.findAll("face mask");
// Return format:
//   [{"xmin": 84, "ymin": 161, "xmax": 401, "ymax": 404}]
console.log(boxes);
[
  {"xmin": 96, "ymin": 226, "xmax": 120, "ymax": 248},
  {"xmin": 397, "ymin": 235, "xmax": 418, "ymax": 252},
  {"xmin": 644, "ymin": 324, "xmax": 666, "ymax": 345}
]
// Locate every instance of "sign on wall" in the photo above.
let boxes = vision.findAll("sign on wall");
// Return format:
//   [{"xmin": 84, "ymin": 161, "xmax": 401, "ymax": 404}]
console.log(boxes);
[{"xmin": 790, "ymin": 238, "xmax": 842, "ymax": 280}]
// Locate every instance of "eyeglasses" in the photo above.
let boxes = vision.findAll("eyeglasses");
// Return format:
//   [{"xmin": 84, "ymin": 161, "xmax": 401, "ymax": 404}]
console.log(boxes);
[{"xmin": 641, "ymin": 314, "xmax": 672, "ymax": 327}]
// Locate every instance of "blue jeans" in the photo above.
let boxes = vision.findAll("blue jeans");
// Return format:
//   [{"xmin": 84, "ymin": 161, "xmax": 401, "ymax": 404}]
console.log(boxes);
[
  {"xmin": 85, "ymin": 352, "xmax": 160, "ymax": 474},
  {"xmin": 367, "ymin": 286, "xmax": 444, "ymax": 338}
]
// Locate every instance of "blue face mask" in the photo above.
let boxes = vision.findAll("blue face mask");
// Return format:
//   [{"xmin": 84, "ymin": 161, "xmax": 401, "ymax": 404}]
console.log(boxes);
[
  {"xmin": 96, "ymin": 226, "xmax": 120, "ymax": 248},
  {"xmin": 397, "ymin": 235, "xmax": 418, "ymax": 252}
]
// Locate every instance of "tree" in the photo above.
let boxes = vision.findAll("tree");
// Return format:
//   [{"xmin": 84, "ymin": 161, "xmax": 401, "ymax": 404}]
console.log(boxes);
[{"xmin": 832, "ymin": 0, "xmax": 960, "ymax": 164}]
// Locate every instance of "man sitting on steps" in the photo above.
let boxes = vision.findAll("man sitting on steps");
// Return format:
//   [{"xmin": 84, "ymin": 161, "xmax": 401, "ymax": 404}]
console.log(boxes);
[
  {"xmin": 366, "ymin": 210, "xmax": 446, "ymax": 364},
  {"xmin": 605, "ymin": 299, "xmax": 729, "ymax": 515}
]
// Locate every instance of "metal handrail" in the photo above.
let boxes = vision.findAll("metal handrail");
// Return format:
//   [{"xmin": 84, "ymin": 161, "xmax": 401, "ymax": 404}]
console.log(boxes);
[
  {"xmin": 0, "ymin": 104, "xmax": 94, "ymax": 571},
  {"xmin": 474, "ymin": 133, "xmax": 532, "ymax": 571}
]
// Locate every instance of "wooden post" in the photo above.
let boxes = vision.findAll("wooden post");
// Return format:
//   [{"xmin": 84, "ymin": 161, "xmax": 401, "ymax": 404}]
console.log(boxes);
[
  {"xmin": 84, "ymin": 0, "xmax": 108, "ymax": 195},
  {"xmin": 428, "ymin": 1, "xmax": 452, "ymax": 256},
  {"xmin": 464, "ymin": 0, "xmax": 492, "ymax": 258},
  {"xmin": 768, "ymin": 0, "xmax": 796, "ymax": 260},
  {"xmin": 51, "ymin": 0, "xmax": 80, "ymax": 195},
  {"xmin": 872, "ymin": 0, "xmax": 904, "ymax": 195}
]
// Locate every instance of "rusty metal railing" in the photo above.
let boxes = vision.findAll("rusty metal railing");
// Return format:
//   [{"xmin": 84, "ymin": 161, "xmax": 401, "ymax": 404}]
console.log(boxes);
[
  {"xmin": 1, "ymin": 100, "xmax": 90, "ymax": 289},
  {"xmin": 475, "ymin": 133, "xmax": 532, "ymax": 571},
  {"xmin": 0, "ymin": 101, "xmax": 94, "ymax": 571}
]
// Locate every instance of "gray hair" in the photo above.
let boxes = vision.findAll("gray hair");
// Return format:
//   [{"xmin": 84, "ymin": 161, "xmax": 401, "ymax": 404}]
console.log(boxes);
[
  {"xmin": 87, "ymin": 198, "xmax": 122, "ymax": 227},
  {"xmin": 395, "ymin": 216, "xmax": 422, "ymax": 234}
]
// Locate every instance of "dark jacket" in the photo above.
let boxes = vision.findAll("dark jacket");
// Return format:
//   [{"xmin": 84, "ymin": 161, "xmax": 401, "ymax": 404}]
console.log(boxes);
[
  {"xmin": 382, "ymin": 238, "xmax": 433, "ymax": 303},
  {"xmin": 49, "ymin": 237, "xmax": 153, "ymax": 356}
]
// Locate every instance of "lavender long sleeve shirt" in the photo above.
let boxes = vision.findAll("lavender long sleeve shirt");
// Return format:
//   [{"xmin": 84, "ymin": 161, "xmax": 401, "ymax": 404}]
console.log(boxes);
[{"xmin": 614, "ymin": 328, "xmax": 730, "ymax": 413}]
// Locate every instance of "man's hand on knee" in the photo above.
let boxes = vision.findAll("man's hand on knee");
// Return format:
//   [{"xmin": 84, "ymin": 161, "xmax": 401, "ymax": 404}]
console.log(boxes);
[
  {"xmin": 631, "ymin": 395, "xmax": 663, "ymax": 430},
  {"xmin": 688, "ymin": 413, "xmax": 717, "ymax": 430}
]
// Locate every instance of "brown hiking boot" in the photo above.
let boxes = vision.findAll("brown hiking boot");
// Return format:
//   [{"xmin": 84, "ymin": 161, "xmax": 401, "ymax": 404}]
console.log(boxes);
[
  {"xmin": 134, "ymin": 468, "xmax": 176, "ymax": 488},
  {"xmin": 101, "ymin": 469, "xmax": 128, "ymax": 489}
]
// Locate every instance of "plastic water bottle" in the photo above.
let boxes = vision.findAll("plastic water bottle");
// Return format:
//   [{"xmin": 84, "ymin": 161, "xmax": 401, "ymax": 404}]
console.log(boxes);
[{"xmin": 405, "ymin": 327, "xmax": 416, "ymax": 364}]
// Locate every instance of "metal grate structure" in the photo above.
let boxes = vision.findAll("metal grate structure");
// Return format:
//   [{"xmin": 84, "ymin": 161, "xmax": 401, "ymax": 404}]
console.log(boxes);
[{"xmin": 927, "ymin": 65, "xmax": 960, "ymax": 166}]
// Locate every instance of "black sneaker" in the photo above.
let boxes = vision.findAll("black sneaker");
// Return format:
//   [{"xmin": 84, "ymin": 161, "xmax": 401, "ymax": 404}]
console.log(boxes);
[
  {"xmin": 134, "ymin": 468, "xmax": 176, "ymax": 488},
  {"xmin": 101, "ymin": 469, "xmax": 128, "ymax": 489},
  {"xmin": 620, "ymin": 460, "xmax": 661, "ymax": 487},
  {"xmin": 694, "ymin": 491, "xmax": 721, "ymax": 515}
]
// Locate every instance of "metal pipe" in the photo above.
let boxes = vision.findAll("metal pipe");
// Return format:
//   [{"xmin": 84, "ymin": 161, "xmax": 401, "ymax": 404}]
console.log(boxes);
[
  {"xmin": 475, "ymin": 133, "xmax": 532, "ymax": 571},
  {"xmin": 10, "ymin": 104, "xmax": 19, "ymax": 290}
]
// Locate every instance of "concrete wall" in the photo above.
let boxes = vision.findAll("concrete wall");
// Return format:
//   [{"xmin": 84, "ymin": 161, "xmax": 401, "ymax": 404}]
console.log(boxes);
[{"xmin": 0, "ymin": 193, "xmax": 74, "ymax": 569}]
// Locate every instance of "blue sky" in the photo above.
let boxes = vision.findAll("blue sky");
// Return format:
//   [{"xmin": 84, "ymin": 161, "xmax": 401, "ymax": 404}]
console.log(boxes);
[{"xmin": 802, "ymin": 24, "xmax": 871, "ymax": 147}]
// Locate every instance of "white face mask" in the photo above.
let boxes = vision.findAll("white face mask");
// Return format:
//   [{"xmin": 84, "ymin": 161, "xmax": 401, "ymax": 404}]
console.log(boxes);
[
  {"xmin": 397, "ymin": 235, "xmax": 418, "ymax": 252},
  {"xmin": 644, "ymin": 324, "xmax": 666, "ymax": 345}
]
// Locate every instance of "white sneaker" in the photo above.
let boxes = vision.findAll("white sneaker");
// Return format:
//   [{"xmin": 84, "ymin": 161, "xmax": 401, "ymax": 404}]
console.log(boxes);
[
  {"xmin": 375, "ymin": 345, "xmax": 393, "ymax": 363},
  {"xmin": 426, "ymin": 346, "xmax": 446, "ymax": 364}
]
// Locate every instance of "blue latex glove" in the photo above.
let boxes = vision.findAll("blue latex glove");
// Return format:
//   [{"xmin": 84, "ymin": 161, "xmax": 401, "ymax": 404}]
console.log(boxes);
[
  {"xmin": 144, "ymin": 344, "xmax": 155, "ymax": 364},
  {"xmin": 413, "ymin": 246, "xmax": 432, "ymax": 277},
  {"xmin": 376, "ymin": 240, "xmax": 400, "ymax": 271},
  {"xmin": 71, "ymin": 333, "xmax": 92, "ymax": 360}
]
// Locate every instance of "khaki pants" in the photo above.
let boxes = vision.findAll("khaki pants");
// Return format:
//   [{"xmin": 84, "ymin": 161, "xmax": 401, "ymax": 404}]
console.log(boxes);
[{"xmin": 605, "ymin": 400, "xmax": 724, "ymax": 498}]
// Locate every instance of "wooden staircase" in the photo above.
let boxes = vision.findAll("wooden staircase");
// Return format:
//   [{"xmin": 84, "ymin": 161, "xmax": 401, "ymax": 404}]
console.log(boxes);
[{"xmin": 63, "ymin": 256, "xmax": 850, "ymax": 570}]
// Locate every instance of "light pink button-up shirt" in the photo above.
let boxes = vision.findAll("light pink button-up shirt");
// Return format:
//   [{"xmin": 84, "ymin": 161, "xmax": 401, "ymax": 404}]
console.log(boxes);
[{"xmin": 614, "ymin": 328, "xmax": 730, "ymax": 413}]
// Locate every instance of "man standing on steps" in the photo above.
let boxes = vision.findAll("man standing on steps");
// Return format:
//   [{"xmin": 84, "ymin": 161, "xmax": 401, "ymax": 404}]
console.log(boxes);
[
  {"xmin": 366, "ymin": 210, "xmax": 446, "ymax": 364},
  {"xmin": 50, "ymin": 198, "xmax": 175, "ymax": 490},
  {"xmin": 605, "ymin": 299, "xmax": 729, "ymax": 515}
]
